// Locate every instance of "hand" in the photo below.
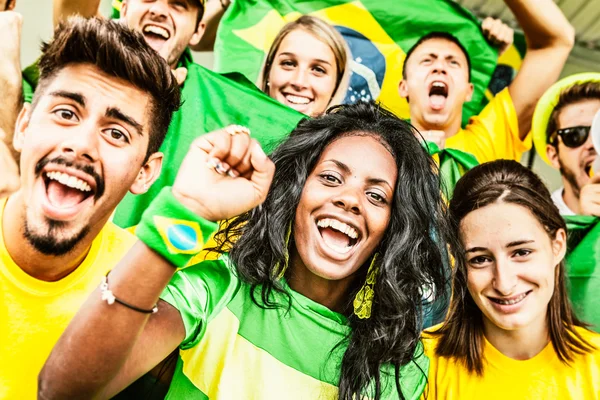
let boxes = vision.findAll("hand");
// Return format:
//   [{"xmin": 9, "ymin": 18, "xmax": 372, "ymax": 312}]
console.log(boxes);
[
  {"xmin": 420, "ymin": 130, "xmax": 446, "ymax": 150},
  {"xmin": 0, "ymin": 129, "xmax": 19, "ymax": 199},
  {"xmin": 579, "ymin": 175, "xmax": 600, "ymax": 217},
  {"xmin": 171, "ymin": 67, "xmax": 187, "ymax": 86},
  {"xmin": 0, "ymin": 11, "xmax": 22, "ymax": 80},
  {"xmin": 482, "ymin": 17, "xmax": 514, "ymax": 57},
  {"xmin": 172, "ymin": 126, "xmax": 275, "ymax": 221}
]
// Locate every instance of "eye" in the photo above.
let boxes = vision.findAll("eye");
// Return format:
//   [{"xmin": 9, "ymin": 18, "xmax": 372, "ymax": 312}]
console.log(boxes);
[
  {"xmin": 172, "ymin": 0, "xmax": 187, "ymax": 9},
  {"xmin": 366, "ymin": 191, "xmax": 387, "ymax": 204},
  {"xmin": 468, "ymin": 255, "xmax": 491, "ymax": 267},
  {"xmin": 53, "ymin": 109, "xmax": 79, "ymax": 122},
  {"xmin": 104, "ymin": 128, "xmax": 130, "ymax": 144},
  {"xmin": 449, "ymin": 60, "xmax": 460, "ymax": 67},
  {"xmin": 421, "ymin": 58, "xmax": 432, "ymax": 65},
  {"xmin": 280, "ymin": 60, "xmax": 296, "ymax": 68},
  {"xmin": 312, "ymin": 65, "xmax": 327, "ymax": 75},
  {"xmin": 319, "ymin": 173, "xmax": 341, "ymax": 185},
  {"xmin": 512, "ymin": 249, "xmax": 532, "ymax": 258}
]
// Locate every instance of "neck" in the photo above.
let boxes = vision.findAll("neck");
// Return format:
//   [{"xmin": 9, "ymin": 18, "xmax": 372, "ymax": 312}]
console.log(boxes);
[
  {"xmin": 2, "ymin": 193, "xmax": 103, "ymax": 282},
  {"xmin": 287, "ymin": 256, "xmax": 356, "ymax": 314},
  {"xmin": 482, "ymin": 313, "xmax": 549, "ymax": 360},
  {"xmin": 561, "ymin": 180, "xmax": 581, "ymax": 214},
  {"xmin": 410, "ymin": 115, "xmax": 462, "ymax": 140}
]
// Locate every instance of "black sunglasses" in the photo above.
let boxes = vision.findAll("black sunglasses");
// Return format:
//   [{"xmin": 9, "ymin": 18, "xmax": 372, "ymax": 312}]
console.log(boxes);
[{"xmin": 548, "ymin": 126, "xmax": 591, "ymax": 148}]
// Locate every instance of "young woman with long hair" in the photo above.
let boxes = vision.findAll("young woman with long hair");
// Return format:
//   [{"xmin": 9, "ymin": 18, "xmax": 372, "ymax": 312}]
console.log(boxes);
[
  {"xmin": 39, "ymin": 102, "xmax": 456, "ymax": 400},
  {"xmin": 257, "ymin": 15, "xmax": 351, "ymax": 117},
  {"xmin": 423, "ymin": 160, "xmax": 600, "ymax": 399}
]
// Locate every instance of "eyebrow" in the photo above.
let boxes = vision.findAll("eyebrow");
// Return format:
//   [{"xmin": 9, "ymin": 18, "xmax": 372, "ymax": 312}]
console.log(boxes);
[
  {"xmin": 49, "ymin": 90, "xmax": 86, "ymax": 107},
  {"xmin": 325, "ymin": 159, "xmax": 393, "ymax": 190},
  {"xmin": 106, "ymin": 107, "xmax": 144, "ymax": 137},
  {"xmin": 278, "ymin": 52, "xmax": 332, "ymax": 66},
  {"xmin": 465, "ymin": 240, "xmax": 535, "ymax": 253}
]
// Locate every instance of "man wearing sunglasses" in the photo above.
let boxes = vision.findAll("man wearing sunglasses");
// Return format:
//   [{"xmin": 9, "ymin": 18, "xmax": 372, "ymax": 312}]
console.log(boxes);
[{"xmin": 532, "ymin": 73, "xmax": 600, "ymax": 215}]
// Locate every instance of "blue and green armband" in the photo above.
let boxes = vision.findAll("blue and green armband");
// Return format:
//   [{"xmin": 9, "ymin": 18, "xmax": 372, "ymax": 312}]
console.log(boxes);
[{"xmin": 136, "ymin": 187, "xmax": 218, "ymax": 269}]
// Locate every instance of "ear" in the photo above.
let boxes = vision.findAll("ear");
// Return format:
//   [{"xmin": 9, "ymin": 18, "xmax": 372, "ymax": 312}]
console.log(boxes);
[
  {"xmin": 546, "ymin": 144, "xmax": 560, "ymax": 170},
  {"xmin": 12, "ymin": 103, "xmax": 31, "ymax": 153},
  {"xmin": 398, "ymin": 79, "xmax": 409, "ymax": 99},
  {"xmin": 129, "ymin": 152, "xmax": 163, "ymax": 194},
  {"xmin": 465, "ymin": 82, "xmax": 474, "ymax": 102},
  {"xmin": 7, "ymin": 0, "xmax": 16, "ymax": 10},
  {"xmin": 188, "ymin": 21, "xmax": 206, "ymax": 47},
  {"xmin": 552, "ymin": 228, "xmax": 567, "ymax": 266}
]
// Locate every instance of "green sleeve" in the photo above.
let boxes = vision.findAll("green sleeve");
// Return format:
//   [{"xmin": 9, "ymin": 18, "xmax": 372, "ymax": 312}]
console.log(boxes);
[{"xmin": 160, "ymin": 256, "xmax": 240, "ymax": 348}]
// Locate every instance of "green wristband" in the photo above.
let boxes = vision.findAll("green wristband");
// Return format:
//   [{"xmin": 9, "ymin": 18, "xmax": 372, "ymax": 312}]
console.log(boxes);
[{"xmin": 136, "ymin": 187, "xmax": 218, "ymax": 269}]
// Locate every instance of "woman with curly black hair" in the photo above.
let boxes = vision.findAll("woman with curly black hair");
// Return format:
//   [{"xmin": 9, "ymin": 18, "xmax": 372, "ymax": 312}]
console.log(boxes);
[{"xmin": 40, "ymin": 102, "xmax": 456, "ymax": 400}]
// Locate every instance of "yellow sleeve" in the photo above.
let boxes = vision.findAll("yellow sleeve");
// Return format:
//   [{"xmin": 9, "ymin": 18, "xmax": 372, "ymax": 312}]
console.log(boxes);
[{"xmin": 446, "ymin": 88, "xmax": 532, "ymax": 164}]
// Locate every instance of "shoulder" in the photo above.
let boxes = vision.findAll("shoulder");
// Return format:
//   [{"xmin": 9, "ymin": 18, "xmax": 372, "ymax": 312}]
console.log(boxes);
[
  {"xmin": 421, "ymin": 323, "xmax": 443, "ymax": 356},
  {"xmin": 98, "ymin": 221, "xmax": 137, "ymax": 255},
  {"xmin": 574, "ymin": 326, "xmax": 600, "ymax": 349}
]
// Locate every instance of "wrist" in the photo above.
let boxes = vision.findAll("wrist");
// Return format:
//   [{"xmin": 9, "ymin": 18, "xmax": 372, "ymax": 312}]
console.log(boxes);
[
  {"xmin": 172, "ymin": 186, "xmax": 217, "ymax": 222},
  {"xmin": 137, "ymin": 187, "xmax": 218, "ymax": 269}
]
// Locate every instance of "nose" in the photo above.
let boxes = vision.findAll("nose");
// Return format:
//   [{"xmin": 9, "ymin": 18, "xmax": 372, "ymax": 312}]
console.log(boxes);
[
  {"xmin": 60, "ymin": 123, "xmax": 99, "ymax": 164},
  {"xmin": 148, "ymin": 0, "xmax": 169, "ymax": 19},
  {"xmin": 332, "ymin": 185, "xmax": 362, "ymax": 215},
  {"xmin": 492, "ymin": 259, "xmax": 517, "ymax": 296},
  {"xmin": 290, "ymin": 67, "xmax": 309, "ymax": 90},
  {"xmin": 431, "ymin": 59, "xmax": 447, "ymax": 75}
]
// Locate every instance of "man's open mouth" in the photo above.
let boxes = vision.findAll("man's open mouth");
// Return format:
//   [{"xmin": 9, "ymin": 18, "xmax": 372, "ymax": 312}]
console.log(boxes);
[
  {"xmin": 142, "ymin": 24, "xmax": 171, "ymax": 40},
  {"xmin": 43, "ymin": 170, "xmax": 96, "ymax": 210},
  {"xmin": 428, "ymin": 81, "xmax": 448, "ymax": 111},
  {"xmin": 316, "ymin": 217, "xmax": 360, "ymax": 254}
]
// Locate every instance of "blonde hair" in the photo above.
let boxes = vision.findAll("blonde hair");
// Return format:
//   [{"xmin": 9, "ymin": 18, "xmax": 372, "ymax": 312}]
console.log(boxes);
[{"xmin": 260, "ymin": 15, "xmax": 349, "ymax": 106}]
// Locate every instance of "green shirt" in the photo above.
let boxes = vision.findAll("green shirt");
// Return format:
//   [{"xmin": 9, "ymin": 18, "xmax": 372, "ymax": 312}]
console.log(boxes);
[{"xmin": 160, "ymin": 255, "xmax": 428, "ymax": 399}]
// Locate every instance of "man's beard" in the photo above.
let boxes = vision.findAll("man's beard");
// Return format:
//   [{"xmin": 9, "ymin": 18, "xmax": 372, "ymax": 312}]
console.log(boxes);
[
  {"xmin": 23, "ymin": 219, "xmax": 89, "ymax": 256},
  {"xmin": 559, "ymin": 160, "xmax": 582, "ymax": 199}
]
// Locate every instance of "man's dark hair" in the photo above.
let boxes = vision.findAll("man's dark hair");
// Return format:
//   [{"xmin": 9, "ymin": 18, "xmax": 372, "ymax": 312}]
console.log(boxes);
[
  {"xmin": 35, "ymin": 16, "xmax": 181, "ymax": 161},
  {"xmin": 402, "ymin": 31, "xmax": 472, "ymax": 82},
  {"xmin": 547, "ymin": 81, "xmax": 600, "ymax": 144}
]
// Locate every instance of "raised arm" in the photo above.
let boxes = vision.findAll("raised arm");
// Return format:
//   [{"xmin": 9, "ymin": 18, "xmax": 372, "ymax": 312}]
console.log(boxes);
[
  {"xmin": 0, "ymin": 11, "xmax": 23, "ymax": 147},
  {"xmin": 505, "ymin": 0, "xmax": 575, "ymax": 139},
  {"xmin": 190, "ymin": 0, "xmax": 229, "ymax": 52},
  {"xmin": 53, "ymin": 0, "xmax": 102, "ymax": 27},
  {"xmin": 38, "ymin": 128, "xmax": 275, "ymax": 398}
]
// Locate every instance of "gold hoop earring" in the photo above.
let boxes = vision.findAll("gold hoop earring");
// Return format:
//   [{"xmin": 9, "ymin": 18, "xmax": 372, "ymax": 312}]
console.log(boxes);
[
  {"xmin": 273, "ymin": 222, "xmax": 292, "ymax": 279},
  {"xmin": 353, "ymin": 253, "xmax": 379, "ymax": 319}
]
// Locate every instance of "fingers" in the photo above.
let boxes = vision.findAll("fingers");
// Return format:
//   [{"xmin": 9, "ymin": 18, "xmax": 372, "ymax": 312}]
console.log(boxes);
[
  {"xmin": 248, "ymin": 140, "xmax": 275, "ymax": 201},
  {"xmin": 171, "ymin": 67, "xmax": 188, "ymax": 86},
  {"xmin": 482, "ymin": 17, "xmax": 514, "ymax": 54},
  {"xmin": 193, "ymin": 125, "xmax": 254, "ymax": 177}
]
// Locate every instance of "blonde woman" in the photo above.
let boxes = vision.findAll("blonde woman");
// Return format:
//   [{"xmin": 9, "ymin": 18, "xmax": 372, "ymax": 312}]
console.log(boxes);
[{"xmin": 258, "ymin": 15, "xmax": 351, "ymax": 117}]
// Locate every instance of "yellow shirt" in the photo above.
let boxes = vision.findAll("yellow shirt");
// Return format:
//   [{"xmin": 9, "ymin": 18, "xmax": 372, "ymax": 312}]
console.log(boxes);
[
  {"xmin": 422, "ymin": 326, "xmax": 600, "ymax": 399},
  {"xmin": 445, "ymin": 88, "xmax": 532, "ymax": 164},
  {"xmin": 0, "ymin": 198, "xmax": 136, "ymax": 399}
]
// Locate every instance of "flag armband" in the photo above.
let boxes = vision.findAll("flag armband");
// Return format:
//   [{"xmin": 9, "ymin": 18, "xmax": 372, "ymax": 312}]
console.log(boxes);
[{"xmin": 136, "ymin": 187, "xmax": 216, "ymax": 269}]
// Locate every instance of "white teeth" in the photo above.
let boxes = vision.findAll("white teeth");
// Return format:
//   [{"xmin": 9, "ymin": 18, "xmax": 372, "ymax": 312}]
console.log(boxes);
[
  {"xmin": 493, "ymin": 292, "xmax": 528, "ymax": 305},
  {"xmin": 143, "ymin": 25, "xmax": 169, "ymax": 39},
  {"xmin": 285, "ymin": 94, "xmax": 311, "ymax": 105},
  {"xmin": 46, "ymin": 171, "xmax": 92, "ymax": 192},
  {"xmin": 432, "ymin": 82, "xmax": 446, "ymax": 88},
  {"xmin": 316, "ymin": 218, "xmax": 359, "ymax": 239}
]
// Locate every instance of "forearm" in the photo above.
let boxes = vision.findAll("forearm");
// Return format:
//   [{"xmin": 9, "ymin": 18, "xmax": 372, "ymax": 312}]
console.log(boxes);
[
  {"xmin": 0, "ymin": 72, "xmax": 21, "ymax": 147},
  {"xmin": 504, "ymin": 0, "xmax": 574, "ymax": 49},
  {"xmin": 191, "ymin": 0, "xmax": 226, "ymax": 52},
  {"xmin": 38, "ymin": 241, "xmax": 177, "ymax": 399},
  {"xmin": 53, "ymin": 0, "xmax": 102, "ymax": 27}
]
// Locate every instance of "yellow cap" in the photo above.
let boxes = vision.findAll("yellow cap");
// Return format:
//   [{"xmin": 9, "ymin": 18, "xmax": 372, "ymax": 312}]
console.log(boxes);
[{"xmin": 532, "ymin": 73, "xmax": 600, "ymax": 165}]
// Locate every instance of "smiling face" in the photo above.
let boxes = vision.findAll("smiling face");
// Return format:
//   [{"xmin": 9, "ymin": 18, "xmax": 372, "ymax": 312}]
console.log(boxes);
[
  {"xmin": 13, "ymin": 63, "xmax": 159, "ymax": 255},
  {"xmin": 291, "ymin": 134, "xmax": 397, "ymax": 284},
  {"xmin": 399, "ymin": 38, "xmax": 474, "ymax": 132},
  {"xmin": 460, "ymin": 202, "xmax": 566, "ymax": 334},
  {"xmin": 547, "ymin": 99, "xmax": 600, "ymax": 197},
  {"xmin": 121, "ymin": 0, "xmax": 203, "ymax": 68},
  {"xmin": 267, "ymin": 28, "xmax": 338, "ymax": 117}
]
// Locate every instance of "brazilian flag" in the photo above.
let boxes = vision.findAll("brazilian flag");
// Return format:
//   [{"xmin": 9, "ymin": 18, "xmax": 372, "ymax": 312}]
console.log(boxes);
[
  {"xmin": 564, "ymin": 215, "xmax": 600, "ymax": 332},
  {"xmin": 213, "ymin": 0, "xmax": 498, "ymax": 126}
]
